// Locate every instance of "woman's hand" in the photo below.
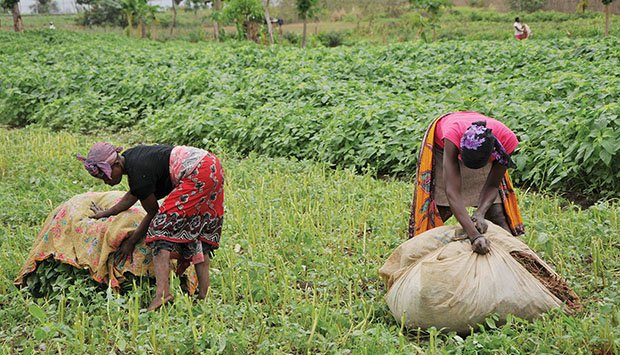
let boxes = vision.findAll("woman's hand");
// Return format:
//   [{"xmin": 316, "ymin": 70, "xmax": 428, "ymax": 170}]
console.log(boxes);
[
  {"xmin": 89, "ymin": 201, "xmax": 109, "ymax": 219},
  {"xmin": 114, "ymin": 236, "xmax": 136, "ymax": 265},
  {"xmin": 471, "ymin": 213, "xmax": 488, "ymax": 234},
  {"xmin": 470, "ymin": 235, "xmax": 491, "ymax": 255}
]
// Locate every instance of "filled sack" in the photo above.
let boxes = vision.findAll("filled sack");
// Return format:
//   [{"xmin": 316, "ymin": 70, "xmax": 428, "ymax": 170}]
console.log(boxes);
[{"xmin": 379, "ymin": 223, "xmax": 579, "ymax": 334}]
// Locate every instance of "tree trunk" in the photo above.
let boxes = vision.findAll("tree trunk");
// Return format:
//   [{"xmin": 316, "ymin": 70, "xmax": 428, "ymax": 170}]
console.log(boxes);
[
  {"xmin": 12, "ymin": 2, "xmax": 24, "ymax": 32},
  {"xmin": 213, "ymin": 0, "xmax": 222, "ymax": 41},
  {"xmin": 170, "ymin": 0, "xmax": 177, "ymax": 35},
  {"xmin": 141, "ymin": 20, "xmax": 146, "ymax": 38},
  {"xmin": 126, "ymin": 14, "xmax": 133, "ymax": 37},
  {"xmin": 604, "ymin": 4, "xmax": 610, "ymax": 36},
  {"xmin": 264, "ymin": 0, "xmax": 274, "ymax": 45},
  {"xmin": 302, "ymin": 15, "xmax": 307, "ymax": 48}
]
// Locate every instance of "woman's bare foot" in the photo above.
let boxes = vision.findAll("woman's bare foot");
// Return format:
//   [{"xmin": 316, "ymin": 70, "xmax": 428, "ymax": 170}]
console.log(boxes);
[{"xmin": 147, "ymin": 294, "xmax": 174, "ymax": 311}]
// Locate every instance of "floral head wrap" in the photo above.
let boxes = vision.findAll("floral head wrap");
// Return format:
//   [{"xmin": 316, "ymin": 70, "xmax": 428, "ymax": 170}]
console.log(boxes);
[
  {"xmin": 460, "ymin": 121, "xmax": 516, "ymax": 169},
  {"xmin": 76, "ymin": 142, "xmax": 123, "ymax": 179}
]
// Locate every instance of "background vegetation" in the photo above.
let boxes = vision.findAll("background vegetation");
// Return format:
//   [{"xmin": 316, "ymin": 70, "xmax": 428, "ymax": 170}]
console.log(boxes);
[
  {"xmin": 1, "ymin": 3, "xmax": 619, "ymax": 41},
  {"xmin": 0, "ymin": 30, "xmax": 618, "ymax": 197}
]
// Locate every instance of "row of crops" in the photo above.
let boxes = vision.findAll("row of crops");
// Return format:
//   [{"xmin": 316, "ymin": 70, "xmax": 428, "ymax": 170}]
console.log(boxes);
[{"xmin": 0, "ymin": 31, "xmax": 618, "ymax": 196}]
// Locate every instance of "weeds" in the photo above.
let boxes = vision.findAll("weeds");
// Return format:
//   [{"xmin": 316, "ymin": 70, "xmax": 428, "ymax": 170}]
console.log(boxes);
[{"xmin": 0, "ymin": 128, "xmax": 617, "ymax": 352}]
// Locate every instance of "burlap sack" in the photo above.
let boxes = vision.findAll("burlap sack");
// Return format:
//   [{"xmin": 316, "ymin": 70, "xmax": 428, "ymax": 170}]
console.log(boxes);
[{"xmin": 379, "ymin": 223, "xmax": 566, "ymax": 334}]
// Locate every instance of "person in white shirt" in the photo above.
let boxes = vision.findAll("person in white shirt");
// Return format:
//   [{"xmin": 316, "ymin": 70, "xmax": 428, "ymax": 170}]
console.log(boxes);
[{"xmin": 513, "ymin": 17, "xmax": 529, "ymax": 40}]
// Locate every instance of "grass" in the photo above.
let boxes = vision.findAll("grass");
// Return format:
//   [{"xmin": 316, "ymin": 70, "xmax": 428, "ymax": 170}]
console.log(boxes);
[{"xmin": 0, "ymin": 127, "xmax": 618, "ymax": 353}]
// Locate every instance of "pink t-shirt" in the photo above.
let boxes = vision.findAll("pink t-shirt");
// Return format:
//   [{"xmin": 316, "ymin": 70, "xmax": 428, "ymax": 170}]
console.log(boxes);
[{"xmin": 434, "ymin": 112, "xmax": 518, "ymax": 154}]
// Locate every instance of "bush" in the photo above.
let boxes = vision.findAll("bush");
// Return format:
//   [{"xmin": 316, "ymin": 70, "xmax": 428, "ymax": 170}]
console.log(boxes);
[
  {"xmin": 187, "ymin": 28, "xmax": 205, "ymax": 42},
  {"xmin": 283, "ymin": 31, "xmax": 300, "ymax": 44},
  {"xmin": 317, "ymin": 31, "xmax": 346, "ymax": 47},
  {"xmin": 75, "ymin": 0, "xmax": 125, "ymax": 27}
]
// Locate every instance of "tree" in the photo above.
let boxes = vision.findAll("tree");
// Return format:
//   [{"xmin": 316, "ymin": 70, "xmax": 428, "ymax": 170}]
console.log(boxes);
[
  {"xmin": 76, "ymin": 0, "xmax": 125, "ymax": 28},
  {"xmin": 296, "ymin": 0, "xmax": 318, "ymax": 48},
  {"xmin": 263, "ymin": 0, "xmax": 274, "ymax": 44},
  {"xmin": 602, "ymin": 0, "xmax": 615, "ymax": 36},
  {"xmin": 169, "ymin": 0, "xmax": 182, "ymax": 35},
  {"xmin": 121, "ymin": 0, "xmax": 158, "ymax": 38},
  {"xmin": 212, "ymin": 0, "xmax": 222, "ymax": 41},
  {"xmin": 222, "ymin": 0, "xmax": 263, "ymax": 42},
  {"xmin": 0, "ymin": 0, "xmax": 24, "ymax": 32},
  {"xmin": 30, "ymin": 0, "xmax": 58, "ymax": 14},
  {"xmin": 408, "ymin": 0, "xmax": 450, "ymax": 41}
]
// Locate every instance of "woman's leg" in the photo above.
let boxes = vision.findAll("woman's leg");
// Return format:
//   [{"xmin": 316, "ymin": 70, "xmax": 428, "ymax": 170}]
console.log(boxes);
[
  {"xmin": 148, "ymin": 249, "xmax": 174, "ymax": 311},
  {"xmin": 194, "ymin": 256, "xmax": 210, "ymax": 299},
  {"xmin": 485, "ymin": 203, "xmax": 511, "ymax": 233}
]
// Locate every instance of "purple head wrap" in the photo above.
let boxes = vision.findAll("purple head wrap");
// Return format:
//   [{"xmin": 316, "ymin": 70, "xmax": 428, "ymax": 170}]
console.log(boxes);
[
  {"xmin": 76, "ymin": 142, "xmax": 123, "ymax": 179},
  {"xmin": 491, "ymin": 139, "xmax": 516, "ymax": 169},
  {"xmin": 460, "ymin": 121, "xmax": 495, "ymax": 169},
  {"xmin": 460, "ymin": 121, "xmax": 516, "ymax": 169},
  {"xmin": 460, "ymin": 122, "xmax": 489, "ymax": 151}
]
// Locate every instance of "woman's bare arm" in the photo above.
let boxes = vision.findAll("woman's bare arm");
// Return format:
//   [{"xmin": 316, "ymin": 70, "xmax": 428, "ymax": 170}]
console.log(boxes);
[
  {"xmin": 114, "ymin": 193, "xmax": 159, "ymax": 263},
  {"xmin": 90, "ymin": 191, "xmax": 138, "ymax": 219},
  {"xmin": 472, "ymin": 162, "xmax": 506, "ymax": 223},
  {"xmin": 443, "ymin": 140, "xmax": 490, "ymax": 254}
]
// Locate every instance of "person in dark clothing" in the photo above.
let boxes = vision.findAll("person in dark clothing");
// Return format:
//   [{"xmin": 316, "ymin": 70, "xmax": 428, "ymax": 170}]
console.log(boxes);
[{"xmin": 77, "ymin": 142, "xmax": 224, "ymax": 310}]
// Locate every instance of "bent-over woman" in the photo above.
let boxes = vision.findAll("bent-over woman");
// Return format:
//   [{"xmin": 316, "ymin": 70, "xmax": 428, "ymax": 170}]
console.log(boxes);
[
  {"xmin": 408, "ymin": 112, "xmax": 524, "ymax": 254},
  {"xmin": 77, "ymin": 142, "xmax": 224, "ymax": 310}
]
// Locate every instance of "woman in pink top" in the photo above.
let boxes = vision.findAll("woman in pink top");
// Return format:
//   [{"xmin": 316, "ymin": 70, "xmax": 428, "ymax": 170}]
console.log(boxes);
[{"xmin": 409, "ymin": 112, "xmax": 524, "ymax": 255}]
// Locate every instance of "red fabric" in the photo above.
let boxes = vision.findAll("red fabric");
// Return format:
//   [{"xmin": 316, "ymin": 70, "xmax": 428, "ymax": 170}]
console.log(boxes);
[
  {"xmin": 434, "ymin": 112, "xmax": 519, "ymax": 154},
  {"xmin": 145, "ymin": 152, "xmax": 225, "ymax": 257},
  {"xmin": 515, "ymin": 33, "xmax": 528, "ymax": 40}
]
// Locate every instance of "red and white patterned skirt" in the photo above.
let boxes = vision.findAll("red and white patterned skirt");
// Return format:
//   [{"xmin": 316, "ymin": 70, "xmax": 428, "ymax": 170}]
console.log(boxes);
[{"xmin": 145, "ymin": 146, "xmax": 224, "ymax": 266}]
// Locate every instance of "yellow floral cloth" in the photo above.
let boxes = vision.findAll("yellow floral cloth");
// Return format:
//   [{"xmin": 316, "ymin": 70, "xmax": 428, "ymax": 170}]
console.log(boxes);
[{"xmin": 14, "ymin": 191, "xmax": 197, "ymax": 292}]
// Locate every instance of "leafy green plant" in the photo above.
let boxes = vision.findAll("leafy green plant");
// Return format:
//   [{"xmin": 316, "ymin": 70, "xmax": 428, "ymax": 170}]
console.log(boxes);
[
  {"xmin": 409, "ymin": 0, "xmax": 451, "ymax": 40},
  {"xmin": 0, "ymin": 31, "xmax": 618, "ymax": 197},
  {"xmin": 316, "ymin": 30, "xmax": 346, "ymax": 47},
  {"xmin": 75, "ymin": 0, "xmax": 125, "ymax": 27},
  {"xmin": 283, "ymin": 30, "xmax": 301, "ymax": 44},
  {"xmin": 222, "ymin": 0, "xmax": 263, "ymax": 41}
]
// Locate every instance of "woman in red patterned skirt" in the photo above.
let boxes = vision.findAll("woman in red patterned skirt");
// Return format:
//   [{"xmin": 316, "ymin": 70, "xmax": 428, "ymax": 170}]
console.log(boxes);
[{"xmin": 77, "ymin": 143, "xmax": 224, "ymax": 311}]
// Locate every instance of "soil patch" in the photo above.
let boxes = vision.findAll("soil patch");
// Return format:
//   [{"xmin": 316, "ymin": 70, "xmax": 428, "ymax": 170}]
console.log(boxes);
[{"xmin": 511, "ymin": 251, "xmax": 582, "ymax": 314}]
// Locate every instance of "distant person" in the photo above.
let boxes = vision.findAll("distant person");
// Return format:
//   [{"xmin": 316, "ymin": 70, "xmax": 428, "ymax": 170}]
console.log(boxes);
[
  {"xmin": 277, "ymin": 18, "xmax": 284, "ymax": 37},
  {"xmin": 77, "ymin": 142, "xmax": 225, "ymax": 311},
  {"xmin": 408, "ymin": 112, "xmax": 525, "ymax": 255},
  {"xmin": 513, "ymin": 17, "xmax": 530, "ymax": 40}
]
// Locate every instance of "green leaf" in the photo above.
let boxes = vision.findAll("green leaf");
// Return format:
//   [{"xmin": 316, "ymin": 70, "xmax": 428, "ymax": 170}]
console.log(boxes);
[
  {"xmin": 33, "ymin": 326, "xmax": 49, "ymax": 340},
  {"xmin": 600, "ymin": 139, "xmax": 617, "ymax": 155},
  {"xmin": 28, "ymin": 304, "xmax": 47, "ymax": 322},
  {"xmin": 599, "ymin": 150, "xmax": 612, "ymax": 166},
  {"xmin": 117, "ymin": 338, "xmax": 127, "ymax": 352}
]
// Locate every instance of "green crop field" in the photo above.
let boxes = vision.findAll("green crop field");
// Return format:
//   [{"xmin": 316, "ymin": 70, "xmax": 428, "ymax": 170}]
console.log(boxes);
[
  {"xmin": 0, "ymin": 7, "xmax": 619, "ymax": 353},
  {"xmin": 0, "ymin": 127, "xmax": 618, "ymax": 353},
  {"xmin": 1, "ymin": 31, "xmax": 618, "ymax": 197}
]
